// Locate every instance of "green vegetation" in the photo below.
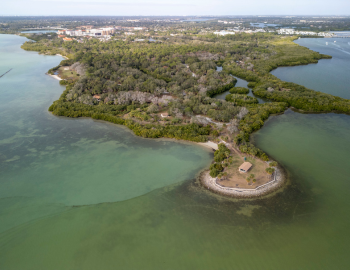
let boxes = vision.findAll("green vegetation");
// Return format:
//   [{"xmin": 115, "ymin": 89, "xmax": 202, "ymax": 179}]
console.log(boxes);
[
  {"xmin": 246, "ymin": 174, "xmax": 256, "ymax": 185},
  {"xmin": 18, "ymin": 29, "xmax": 350, "ymax": 167},
  {"xmin": 238, "ymin": 102, "xmax": 287, "ymax": 136},
  {"xmin": 210, "ymin": 143, "xmax": 230, "ymax": 177},
  {"xmin": 206, "ymin": 81, "xmax": 237, "ymax": 97},
  {"xmin": 229, "ymin": 87, "xmax": 249, "ymax": 94},
  {"xmin": 225, "ymin": 93, "xmax": 258, "ymax": 106},
  {"xmin": 269, "ymin": 161, "xmax": 278, "ymax": 167},
  {"xmin": 247, "ymin": 82, "xmax": 257, "ymax": 88},
  {"xmin": 252, "ymin": 81, "xmax": 350, "ymax": 113},
  {"xmin": 49, "ymin": 100, "xmax": 211, "ymax": 142},
  {"xmin": 265, "ymin": 167, "xmax": 275, "ymax": 175},
  {"xmin": 238, "ymin": 143, "xmax": 269, "ymax": 161}
]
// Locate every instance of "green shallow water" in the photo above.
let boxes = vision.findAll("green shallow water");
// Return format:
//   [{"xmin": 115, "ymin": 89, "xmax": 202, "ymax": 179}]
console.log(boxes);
[
  {"xmin": 0, "ymin": 34, "xmax": 212, "ymax": 232},
  {"xmin": 1, "ymin": 34, "xmax": 350, "ymax": 269}
]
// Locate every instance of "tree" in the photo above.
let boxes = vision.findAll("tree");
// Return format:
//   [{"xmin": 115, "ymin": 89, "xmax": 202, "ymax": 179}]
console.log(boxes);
[
  {"xmin": 210, "ymin": 168, "xmax": 219, "ymax": 178},
  {"xmin": 212, "ymin": 129, "xmax": 219, "ymax": 137},
  {"xmin": 269, "ymin": 161, "xmax": 278, "ymax": 167},
  {"xmin": 246, "ymin": 173, "xmax": 255, "ymax": 185},
  {"xmin": 147, "ymin": 104, "xmax": 159, "ymax": 113},
  {"xmin": 227, "ymin": 119, "xmax": 239, "ymax": 134},
  {"xmin": 265, "ymin": 167, "xmax": 275, "ymax": 178}
]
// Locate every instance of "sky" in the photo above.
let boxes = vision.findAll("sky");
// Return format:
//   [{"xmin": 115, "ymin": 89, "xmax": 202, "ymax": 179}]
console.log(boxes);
[{"xmin": 2, "ymin": 0, "xmax": 350, "ymax": 16}]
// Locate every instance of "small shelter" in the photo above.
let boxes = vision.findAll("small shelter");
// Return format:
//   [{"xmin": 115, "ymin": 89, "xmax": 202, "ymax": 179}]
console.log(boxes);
[
  {"xmin": 239, "ymin": 162, "xmax": 252, "ymax": 173},
  {"xmin": 161, "ymin": 112, "xmax": 169, "ymax": 118}
]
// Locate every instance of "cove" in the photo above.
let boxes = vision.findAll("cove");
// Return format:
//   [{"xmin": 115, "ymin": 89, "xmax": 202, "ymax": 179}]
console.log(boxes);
[
  {"xmin": 271, "ymin": 35, "xmax": 350, "ymax": 99},
  {"xmin": 0, "ymin": 34, "xmax": 212, "ymax": 233},
  {"xmin": 2, "ymin": 108, "xmax": 350, "ymax": 269}
]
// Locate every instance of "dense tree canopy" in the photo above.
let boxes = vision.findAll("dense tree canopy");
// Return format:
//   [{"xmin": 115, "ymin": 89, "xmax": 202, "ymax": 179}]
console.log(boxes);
[{"xmin": 20, "ymin": 31, "xmax": 350, "ymax": 163}]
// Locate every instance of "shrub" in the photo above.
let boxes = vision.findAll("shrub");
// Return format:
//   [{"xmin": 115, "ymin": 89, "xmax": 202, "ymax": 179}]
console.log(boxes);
[
  {"xmin": 229, "ymin": 87, "xmax": 249, "ymax": 94},
  {"xmin": 269, "ymin": 161, "xmax": 278, "ymax": 167},
  {"xmin": 247, "ymin": 82, "xmax": 257, "ymax": 88}
]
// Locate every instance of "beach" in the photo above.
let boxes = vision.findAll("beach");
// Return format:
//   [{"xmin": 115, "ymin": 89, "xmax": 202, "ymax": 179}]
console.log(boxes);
[
  {"xmin": 47, "ymin": 73, "xmax": 62, "ymax": 80},
  {"xmin": 197, "ymin": 141, "xmax": 218, "ymax": 150},
  {"xmin": 56, "ymin": 53, "xmax": 68, "ymax": 59}
]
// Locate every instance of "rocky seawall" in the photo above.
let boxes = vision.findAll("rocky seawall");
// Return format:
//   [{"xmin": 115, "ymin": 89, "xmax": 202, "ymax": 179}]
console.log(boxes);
[{"xmin": 200, "ymin": 165, "xmax": 285, "ymax": 198}]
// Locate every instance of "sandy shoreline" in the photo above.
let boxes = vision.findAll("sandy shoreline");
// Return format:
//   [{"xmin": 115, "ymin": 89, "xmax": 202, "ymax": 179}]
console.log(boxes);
[
  {"xmin": 197, "ymin": 141, "xmax": 218, "ymax": 150},
  {"xmin": 56, "ymin": 54, "xmax": 68, "ymax": 59},
  {"xmin": 200, "ymin": 165, "xmax": 285, "ymax": 198},
  {"xmin": 47, "ymin": 73, "xmax": 62, "ymax": 81}
]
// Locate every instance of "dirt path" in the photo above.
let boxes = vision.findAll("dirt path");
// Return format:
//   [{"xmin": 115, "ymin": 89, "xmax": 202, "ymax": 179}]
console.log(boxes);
[{"xmin": 220, "ymin": 140, "xmax": 245, "ymax": 161}]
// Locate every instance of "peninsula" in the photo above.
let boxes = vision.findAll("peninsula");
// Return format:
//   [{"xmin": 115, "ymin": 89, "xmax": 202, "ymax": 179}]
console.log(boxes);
[{"xmin": 16, "ymin": 18, "xmax": 350, "ymax": 197}]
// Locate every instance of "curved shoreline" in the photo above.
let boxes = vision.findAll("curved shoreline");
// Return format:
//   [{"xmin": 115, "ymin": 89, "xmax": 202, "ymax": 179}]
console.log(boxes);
[
  {"xmin": 200, "ymin": 165, "xmax": 285, "ymax": 198},
  {"xmin": 47, "ymin": 73, "xmax": 62, "ymax": 81},
  {"xmin": 22, "ymin": 34, "xmax": 309, "ymax": 200}
]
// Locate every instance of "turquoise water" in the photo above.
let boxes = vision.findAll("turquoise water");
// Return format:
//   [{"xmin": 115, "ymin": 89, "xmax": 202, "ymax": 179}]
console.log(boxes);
[
  {"xmin": 271, "ymin": 36, "xmax": 350, "ymax": 99},
  {"xmin": 1, "ymin": 34, "xmax": 350, "ymax": 269}
]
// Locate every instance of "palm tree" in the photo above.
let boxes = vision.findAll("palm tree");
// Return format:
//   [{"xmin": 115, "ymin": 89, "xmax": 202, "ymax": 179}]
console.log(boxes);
[
  {"xmin": 265, "ymin": 167, "xmax": 275, "ymax": 179},
  {"xmin": 246, "ymin": 177, "xmax": 250, "ymax": 185}
]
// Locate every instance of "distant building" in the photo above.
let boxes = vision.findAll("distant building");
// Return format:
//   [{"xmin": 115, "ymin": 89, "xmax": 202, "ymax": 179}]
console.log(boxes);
[
  {"xmin": 57, "ymin": 30, "xmax": 66, "ymax": 35},
  {"xmin": 82, "ymin": 25, "xmax": 93, "ymax": 30},
  {"xmin": 63, "ymin": 37, "xmax": 73, "ymax": 41},
  {"xmin": 213, "ymin": 31, "xmax": 235, "ymax": 36},
  {"xmin": 101, "ymin": 28, "xmax": 116, "ymax": 35},
  {"xmin": 58, "ymin": 35, "xmax": 66, "ymax": 38},
  {"xmin": 65, "ymin": 30, "xmax": 75, "ymax": 36},
  {"xmin": 161, "ymin": 112, "xmax": 169, "ymax": 118},
  {"xmin": 277, "ymin": 28, "xmax": 333, "ymax": 37}
]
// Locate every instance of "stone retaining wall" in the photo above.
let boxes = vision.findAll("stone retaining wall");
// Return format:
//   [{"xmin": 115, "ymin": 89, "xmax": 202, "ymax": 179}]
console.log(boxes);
[{"xmin": 200, "ymin": 166, "xmax": 284, "ymax": 198}]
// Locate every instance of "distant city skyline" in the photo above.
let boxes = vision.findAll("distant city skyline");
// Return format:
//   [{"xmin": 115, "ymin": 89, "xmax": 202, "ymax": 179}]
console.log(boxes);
[{"xmin": 2, "ymin": 0, "xmax": 350, "ymax": 16}]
